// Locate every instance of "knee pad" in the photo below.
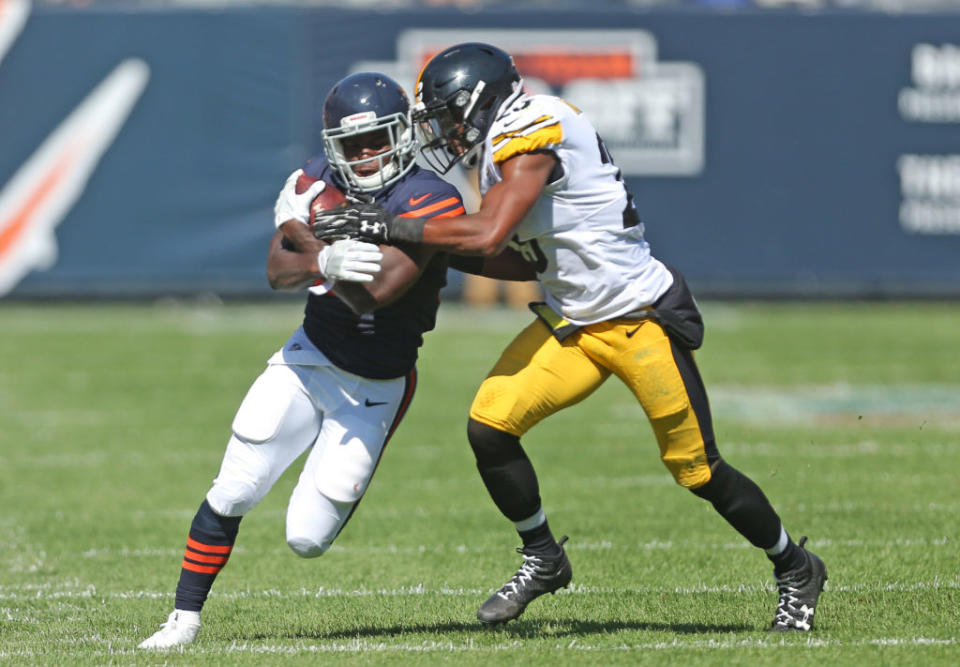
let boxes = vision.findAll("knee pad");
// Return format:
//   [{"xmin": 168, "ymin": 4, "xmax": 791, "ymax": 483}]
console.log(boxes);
[
  {"xmin": 232, "ymin": 365, "xmax": 301, "ymax": 444},
  {"xmin": 286, "ymin": 535, "xmax": 330, "ymax": 559},
  {"xmin": 286, "ymin": 489, "xmax": 353, "ymax": 557},
  {"xmin": 206, "ymin": 478, "xmax": 262, "ymax": 517},
  {"xmin": 690, "ymin": 459, "xmax": 751, "ymax": 513},
  {"xmin": 206, "ymin": 438, "xmax": 275, "ymax": 517},
  {"xmin": 468, "ymin": 418, "xmax": 521, "ymax": 467}
]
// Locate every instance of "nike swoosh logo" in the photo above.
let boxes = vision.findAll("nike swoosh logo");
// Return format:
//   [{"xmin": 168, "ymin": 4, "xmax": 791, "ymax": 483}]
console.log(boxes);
[
  {"xmin": 625, "ymin": 324, "xmax": 643, "ymax": 338},
  {"xmin": 0, "ymin": 58, "xmax": 149, "ymax": 295},
  {"xmin": 408, "ymin": 193, "xmax": 431, "ymax": 207},
  {"xmin": 364, "ymin": 398, "xmax": 388, "ymax": 407}
]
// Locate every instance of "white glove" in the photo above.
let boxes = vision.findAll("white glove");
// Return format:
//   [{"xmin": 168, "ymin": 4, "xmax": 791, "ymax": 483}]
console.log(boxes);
[
  {"xmin": 274, "ymin": 168, "xmax": 326, "ymax": 229},
  {"xmin": 317, "ymin": 239, "xmax": 383, "ymax": 283}
]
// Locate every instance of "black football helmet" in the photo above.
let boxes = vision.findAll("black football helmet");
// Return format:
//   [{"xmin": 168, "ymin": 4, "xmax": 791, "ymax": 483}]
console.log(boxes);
[
  {"xmin": 322, "ymin": 72, "xmax": 417, "ymax": 193},
  {"xmin": 412, "ymin": 42, "xmax": 523, "ymax": 174}
]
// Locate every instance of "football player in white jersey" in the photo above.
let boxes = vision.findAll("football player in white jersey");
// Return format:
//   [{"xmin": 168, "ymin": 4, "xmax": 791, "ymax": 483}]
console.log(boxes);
[{"xmin": 314, "ymin": 43, "xmax": 827, "ymax": 633}]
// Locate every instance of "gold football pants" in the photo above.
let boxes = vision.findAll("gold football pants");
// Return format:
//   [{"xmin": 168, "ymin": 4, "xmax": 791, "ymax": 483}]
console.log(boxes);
[{"xmin": 469, "ymin": 317, "xmax": 717, "ymax": 489}]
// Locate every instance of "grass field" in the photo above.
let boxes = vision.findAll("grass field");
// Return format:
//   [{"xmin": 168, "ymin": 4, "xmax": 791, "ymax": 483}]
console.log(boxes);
[{"xmin": 1, "ymin": 301, "xmax": 958, "ymax": 664}]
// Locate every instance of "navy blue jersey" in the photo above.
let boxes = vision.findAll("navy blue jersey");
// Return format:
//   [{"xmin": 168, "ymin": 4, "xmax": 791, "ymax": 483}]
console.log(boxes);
[{"xmin": 298, "ymin": 155, "xmax": 464, "ymax": 379}]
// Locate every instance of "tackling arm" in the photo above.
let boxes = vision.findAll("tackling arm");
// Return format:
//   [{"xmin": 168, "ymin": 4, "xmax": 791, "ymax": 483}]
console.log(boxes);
[
  {"xmin": 393, "ymin": 151, "xmax": 557, "ymax": 257},
  {"xmin": 449, "ymin": 246, "xmax": 537, "ymax": 281}
]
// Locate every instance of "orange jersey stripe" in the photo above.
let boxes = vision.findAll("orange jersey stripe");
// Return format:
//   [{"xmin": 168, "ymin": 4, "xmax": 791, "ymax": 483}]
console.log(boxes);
[
  {"xmin": 429, "ymin": 206, "xmax": 466, "ymax": 219},
  {"xmin": 398, "ymin": 196, "xmax": 461, "ymax": 219},
  {"xmin": 181, "ymin": 560, "xmax": 222, "ymax": 575},
  {"xmin": 184, "ymin": 550, "xmax": 229, "ymax": 565},
  {"xmin": 186, "ymin": 536, "xmax": 232, "ymax": 555}
]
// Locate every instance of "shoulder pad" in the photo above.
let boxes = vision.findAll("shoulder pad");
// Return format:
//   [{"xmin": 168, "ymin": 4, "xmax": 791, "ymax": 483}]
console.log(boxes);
[{"xmin": 490, "ymin": 96, "xmax": 565, "ymax": 165}]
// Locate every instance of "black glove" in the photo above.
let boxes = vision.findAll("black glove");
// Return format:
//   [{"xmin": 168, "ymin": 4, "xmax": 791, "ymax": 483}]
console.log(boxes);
[{"xmin": 312, "ymin": 202, "xmax": 392, "ymax": 244}]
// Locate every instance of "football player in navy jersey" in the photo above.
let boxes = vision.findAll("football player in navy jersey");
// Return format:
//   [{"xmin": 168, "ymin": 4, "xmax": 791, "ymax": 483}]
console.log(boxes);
[{"xmin": 139, "ymin": 72, "xmax": 464, "ymax": 650}]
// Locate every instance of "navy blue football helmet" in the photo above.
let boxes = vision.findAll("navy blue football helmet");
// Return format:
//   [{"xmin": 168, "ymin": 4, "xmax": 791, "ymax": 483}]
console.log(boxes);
[
  {"xmin": 322, "ymin": 72, "xmax": 417, "ymax": 193},
  {"xmin": 412, "ymin": 43, "xmax": 523, "ymax": 174}
]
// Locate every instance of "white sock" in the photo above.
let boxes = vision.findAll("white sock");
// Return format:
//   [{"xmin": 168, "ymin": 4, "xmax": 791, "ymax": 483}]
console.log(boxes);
[
  {"xmin": 513, "ymin": 508, "xmax": 546, "ymax": 533},
  {"xmin": 764, "ymin": 525, "xmax": 789, "ymax": 556}
]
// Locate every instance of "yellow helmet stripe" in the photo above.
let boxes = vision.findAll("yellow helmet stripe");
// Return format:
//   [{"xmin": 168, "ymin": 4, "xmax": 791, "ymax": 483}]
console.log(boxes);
[{"xmin": 413, "ymin": 57, "xmax": 433, "ymax": 102}]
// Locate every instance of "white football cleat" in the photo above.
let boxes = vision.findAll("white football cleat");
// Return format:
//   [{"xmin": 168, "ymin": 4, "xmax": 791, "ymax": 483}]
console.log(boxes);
[{"xmin": 138, "ymin": 609, "xmax": 201, "ymax": 649}]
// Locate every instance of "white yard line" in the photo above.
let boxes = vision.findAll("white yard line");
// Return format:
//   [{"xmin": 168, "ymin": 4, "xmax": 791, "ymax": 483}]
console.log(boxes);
[
  {"xmin": 2, "ymin": 578, "xmax": 957, "ymax": 600},
  {"xmin": 0, "ymin": 636, "xmax": 956, "ymax": 658},
  {"xmin": 7, "ymin": 430, "xmax": 958, "ymax": 472},
  {"xmin": 55, "ymin": 534, "xmax": 952, "ymax": 561}
]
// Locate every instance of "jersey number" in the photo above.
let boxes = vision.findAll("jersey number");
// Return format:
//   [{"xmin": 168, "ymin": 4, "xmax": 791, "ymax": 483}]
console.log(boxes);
[{"xmin": 596, "ymin": 133, "xmax": 641, "ymax": 229}]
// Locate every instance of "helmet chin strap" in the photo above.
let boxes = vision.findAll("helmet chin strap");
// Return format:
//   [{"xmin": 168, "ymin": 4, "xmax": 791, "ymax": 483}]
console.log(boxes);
[{"xmin": 352, "ymin": 160, "xmax": 397, "ymax": 191}]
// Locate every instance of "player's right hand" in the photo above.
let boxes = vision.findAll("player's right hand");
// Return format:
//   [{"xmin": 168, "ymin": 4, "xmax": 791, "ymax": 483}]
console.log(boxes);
[
  {"xmin": 274, "ymin": 168, "xmax": 326, "ymax": 229},
  {"xmin": 316, "ymin": 238, "xmax": 383, "ymax": 283}
]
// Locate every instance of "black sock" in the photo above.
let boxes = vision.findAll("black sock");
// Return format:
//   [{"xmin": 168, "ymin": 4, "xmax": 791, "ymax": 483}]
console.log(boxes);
[
  {"xmin": 173, "ymin": 499, "xmax": 241, "ymax": 612},
  {"xmin": 518, "ymin": 519, "xmax": 561, "ymax": 558},
  {"xmin": 768, "ymin": 538, "xmax": 807, "ymax": 574}
]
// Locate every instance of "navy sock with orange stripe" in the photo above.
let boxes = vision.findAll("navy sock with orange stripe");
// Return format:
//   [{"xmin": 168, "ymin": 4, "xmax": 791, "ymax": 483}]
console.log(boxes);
[{"xmin": 174, "ymin": 500, "xmax": 241, "ymax": 613}]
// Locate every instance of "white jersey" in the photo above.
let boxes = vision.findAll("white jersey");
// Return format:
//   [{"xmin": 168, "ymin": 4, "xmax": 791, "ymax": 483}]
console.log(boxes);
[{"xmin": 478, "ymin": 93, "xmax": 672, "ymax": 325}]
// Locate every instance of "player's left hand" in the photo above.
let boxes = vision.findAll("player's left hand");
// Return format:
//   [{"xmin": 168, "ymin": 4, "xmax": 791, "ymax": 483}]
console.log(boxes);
[
  {"xmin": 317, "ymin": 238, "xmax": 383, "ymax": 283},
  {"xmin": 313, "ymin": 202, "xmax": 392, "ymax": 245}
]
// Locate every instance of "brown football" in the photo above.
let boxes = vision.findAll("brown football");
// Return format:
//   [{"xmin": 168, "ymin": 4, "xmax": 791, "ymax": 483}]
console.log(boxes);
[{"xmin": 295, "ymin": 172, "xmax": 347, "ymax": 225}]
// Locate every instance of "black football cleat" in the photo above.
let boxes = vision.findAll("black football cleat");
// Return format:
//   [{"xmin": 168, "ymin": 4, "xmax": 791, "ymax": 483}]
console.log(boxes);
[
  {"xmin": 770, "ymin": 536, "xmax": 828, "ymax": 632},
  {"xmin": 477, "ymin": 536, "xmax": 572, "ymax": 625}
]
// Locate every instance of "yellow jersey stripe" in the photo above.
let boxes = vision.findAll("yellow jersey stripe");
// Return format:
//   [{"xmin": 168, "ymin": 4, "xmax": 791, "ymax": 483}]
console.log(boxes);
[
  {"xmin": 490, "ymin": 115, "xmax": 555, "ymax": 145},
  {"xmin": 492, "ymin": 122, "xmax": 563, "ymax": 164}
]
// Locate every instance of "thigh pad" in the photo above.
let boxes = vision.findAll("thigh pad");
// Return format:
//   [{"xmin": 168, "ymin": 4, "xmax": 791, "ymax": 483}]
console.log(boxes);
[{"xmin": 232, "ymin": 365, "xmax": 304, "ymax": 444}]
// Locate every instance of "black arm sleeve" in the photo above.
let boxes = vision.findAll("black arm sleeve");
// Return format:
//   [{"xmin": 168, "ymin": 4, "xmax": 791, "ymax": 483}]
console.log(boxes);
[{"xmin": 448, "ymin": 255, "xmax": 485, "ymax": 275}]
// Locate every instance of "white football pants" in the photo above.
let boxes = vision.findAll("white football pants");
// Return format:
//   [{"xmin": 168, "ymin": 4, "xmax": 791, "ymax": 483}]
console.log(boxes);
[{"xmin": 205, "ymin": 355, "xmax": 415, "ymax": 558}]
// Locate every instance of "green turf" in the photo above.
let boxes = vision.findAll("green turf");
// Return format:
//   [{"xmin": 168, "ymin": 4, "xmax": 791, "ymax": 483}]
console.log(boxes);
[{"xmin": 1, "ymin": 301, "xmax": 958, "ymax": 664}]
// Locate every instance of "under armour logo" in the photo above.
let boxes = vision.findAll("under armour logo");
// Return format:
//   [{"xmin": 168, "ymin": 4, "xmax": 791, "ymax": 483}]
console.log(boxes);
[{"xmin": 796, "ymin": 604, "xmax": 814, "ymax": 631}]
